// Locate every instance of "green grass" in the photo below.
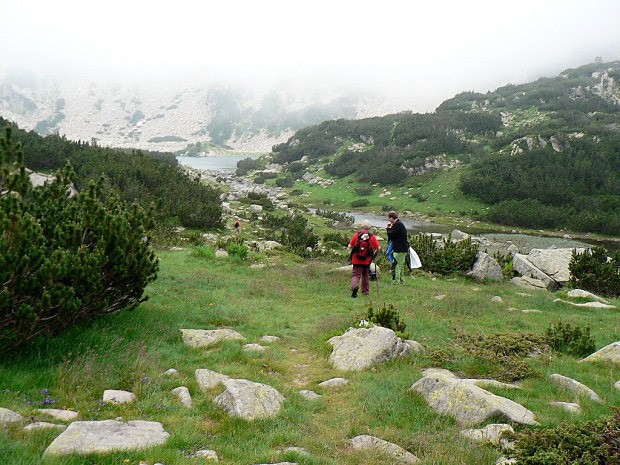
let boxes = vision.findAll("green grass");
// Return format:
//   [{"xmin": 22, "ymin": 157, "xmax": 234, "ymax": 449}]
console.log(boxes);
[{"xmin": 1, "ymin": 249, "xmax": 618, "ymax": 465}]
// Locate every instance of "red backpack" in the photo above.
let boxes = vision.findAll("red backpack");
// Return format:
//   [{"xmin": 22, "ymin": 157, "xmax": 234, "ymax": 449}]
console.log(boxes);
[{"xmin": 352, "ymin": 232, "xmax": 375, "ymax": 261}]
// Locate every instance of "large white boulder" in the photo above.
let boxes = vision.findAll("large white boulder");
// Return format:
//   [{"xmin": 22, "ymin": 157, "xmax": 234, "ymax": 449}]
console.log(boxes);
[
  {"xmin": 328, "ymin": 326, "xmax": 412, "ymax": 371},
  {"xmin": 0, "ymin": 407, "xmax": 23, "ymax": 424},
  {"xmin": 214, "ymin": 378, "xmax": 285, "ymax": 420},
  {"xmin": 181, "ymin": 328, "xmax": 245, "ymax": 348},
  {"xmin": 527, "ymin": 248, "xmax": 585, "ymax": 285},
  {"xmin": 350, "ymin": 435, "xmax": 419, "ymax": 464},
  {"xmin": 548, "ymin": 374, "xmax": 601, "ymax": 402},
  {"xmin": 581, "ymin": 341, "xmax": 620, "ymax": 365},
  {"xmin": 468, "ymin": 252, "xmax": 504, "ymax": 282}
]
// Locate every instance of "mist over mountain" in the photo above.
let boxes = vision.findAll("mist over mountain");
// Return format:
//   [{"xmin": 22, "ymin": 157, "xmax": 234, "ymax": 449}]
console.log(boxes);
[{"xmin": 0, "ymin": 70, "xmax": 414, "ymax": 153}]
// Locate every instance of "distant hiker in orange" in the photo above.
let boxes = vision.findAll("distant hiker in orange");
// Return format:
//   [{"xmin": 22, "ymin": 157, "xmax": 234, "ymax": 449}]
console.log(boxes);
[
  {"xmin": 234, "ymin": 218, "xmax": 241, "ymax": 235},
  {"xmin": 348, "ymin": 220, "xmax": 380, "ymax": 298}
]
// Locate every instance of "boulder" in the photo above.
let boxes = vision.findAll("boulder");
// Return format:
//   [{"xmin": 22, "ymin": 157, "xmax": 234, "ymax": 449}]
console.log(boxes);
[
  {"xmin": 327, "ymin": 326, "xmax": 412, "ymax": 371},
  {"xmin": 35, "ymin": 408, "xmax": 78, "ymax": 421},
  {"xmin": 468, "ymin": 252, "xmax": 504, "ymax": 282},
  {"xmin": 548, "ymin": 374, "xmax": 601, "ymax": 402},
  {"xmin": 171, "ymin": 386, "xmax": 192, "ymax": 407},
  {"xmin": 450, "ymin": 229, "xmax": 470, "ymax": 241},
  {"xmin": 249, "ymin": 204, "xmax": 263, "ymax": 214},
  {"xmin": 349, "ymin": 435, "xmax": 419, "ymax": 464},
  {"xmin": 510, "ymin": 276, "xmax": 548, "ymax": 290},
  {"xmin": 580, "ymin": 341, "xmax": 620, "ymax": 364},
  {"xmin": 195, "ymin": 368, "xmax": 230, "ymax": 390},
  {"xmin": 512, "ymin": 254, "xmax": 558, "ymax": 290},
  {"xmin": 44, "ymin": 420, "xmax": 170, "ymax": 456},
  {"xmin": 260, "ymin": 335, "xmax": 281, "ymax": 343},
  {"xmin": 566, "ymin": 289, "xmax": 609, "ymax": 303},
  {"xmin": 214, "ymin": 378, "xmax": 285, "ymax": 420},
  {"xmin": 181, "ymin": 328, "xmax": 245, "ymax": 349},
  {"xmin": 527, "ymin": 248, "xmax": 585, "ymax": 285},
  {"xmin": 0, "ymin": 407, "xmax": 23, "ymax": 424},
  {"xmin": 163, "ymin": 368, "xmax": 180, "ymax": 377},
  {"xmin": 549, "ymin": 401, "xmax": 581, "ymax": 413},
  {"xmin": 243, "ymin": 343, "xmax": 269, "ymax": 352},
  {"xmin": 554, "ymin": 298, "xmax": 616, "ymax": 309},
  {"xmin": 299, "ymin": 390, "xmax": 321, "ymax": 400},
  {"xmin": 410, "ymin": 373, "xmax": 537, "ymax": 427},
  {"xmin": 24, "ymin": 422, "xmax": 66, "ymax": 432},
  {"xmin": 318, "ymin": 378, "xmax": 349, "ymax": 388},
  {"xmin": 460, "ymin": 424, "xmax": 514, "ymax": 445},
  {"xmin": 215, "ymin": 249, "xmax": 229, "ymax": 258},
  {"xmin": 256, "ymin": 240, "xmax": 282, "ymax": 252},
  {"xmin": 102, "ymin": 389, "xmax": 135, "ymax": 404}
]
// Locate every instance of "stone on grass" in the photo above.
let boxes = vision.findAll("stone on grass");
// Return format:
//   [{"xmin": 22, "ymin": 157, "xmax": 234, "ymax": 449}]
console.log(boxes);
[
  {"xmin": 318, "ymin": 378, "xmax": 349, "ymax": 388},
  {"xmin": 527, "ymin": 248, "xmax": 585, "ymax": 286},
  {"xmin": 102, "ymin": 389, "xmax": 136, "ymax": 404},
  {"xmin": 350, "ymin": 435, "xmax": 419, "ymax": 464},
  {"xmin": 181, "ymin": 328, "xmax": 245, "ymax": 349},
  {"xmin": 189, "ymin": 449, "xmax": 219, "ymax": 461},
  {"xmin": 410, "ymin": 372, "xmax": 537, "ymax": 427},
  {"xmin": 214, "ymin": 378, "xmax": 285, "ymax": 420},
  {"xmin": 36, "ymin": 409, "xmax": 78, "ymax": 422},
  {"xmin": 299, "ymin": 390, "xmax": 321, "ymax": 400},
  {"xmin": 460, "ymin": 424, "xmax": 514, "ymax": 445},
  {"xmin": 327, "ymin": 326, "xmax": 412, "ymax": 372},
  {"xmin": 615, "ymin": 380, "xmax": 620, "ymax": 390},
  {"xmin": 511, "ymin": 276, "xmax": 547, "ymax": 290},
  {"xmin": 280, "ymin": 446, "xmax": 308, "ymax": 455},
  {"xmin": 260, "ymin": 335, "xmax": 281, "ymax": 343},
  {"xmin": 44, "ymin": 420, "xmax": 170, "ymax": 456},
  {"xmin": 491, "ymin": 296, "xmax": 503, "ymax": 303},
  {"xmin": 496, "ymin": 457, "xmax": 517, "ymax": 465},
  {"xmin": 566, "ymin": 289, "xmax": 608, "ymax": 303},
  {"xmin": 215, "ymin": 249, "xmax": 229, "ymax": 258},
  {"xmin": 171, "ymin": 386, "xmax": 192, "ymax": 408},
  {"xmin": 549, "ymin": 401, "xmax": 581, "ymax": 413},
  {"xmin": 468, "ymin": 252, "xmax": 504, "ymax": 282},
  {"xmin": 404, "ymin": 340, "xmax": 425, "ymax": 353},
  {"xmin": 554, "ymin": 299, "xmax": 616, "ymax": 309},
  {"xmin": 163, "ymin": 368, "xmax": 180, "ymax": 377},
  {"xmin": 0, "ymin": 407, "xmax": 23, "ymax": 424},
  {"xmin": 548, "ymin": 374, "xmax": 601, "ymax": 402},
  {"xmin": 243, "ymin": 343, "xmax": 269, "ymax": 352},
  {"xmin": 24, "ymin": 422, "xmax": 66, "ymax": 432},
  {"xmin": 512, "ymin": 254, "xmax": 559, "ymax": 290},
  {"xmin": 196, "ymin": 368, "xmax": 230, "ymax": 391}
]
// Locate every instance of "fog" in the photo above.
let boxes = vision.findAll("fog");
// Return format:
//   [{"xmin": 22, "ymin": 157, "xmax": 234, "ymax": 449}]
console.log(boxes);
[{"xmin": 2, "ymin": 0, "xmax": 620, "ymax": 111}]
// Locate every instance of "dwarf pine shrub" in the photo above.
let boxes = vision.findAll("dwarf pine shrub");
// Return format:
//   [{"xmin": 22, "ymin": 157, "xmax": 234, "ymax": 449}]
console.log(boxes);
[
  {"xmin": 545, "ymin": 321, "xmax": 595, "ymax": 357},
  {"xmin": 0, "ymin": 128, "xmax": 159, "ymax": 352},
  {"xmin": 569, "ymin": 246, "xmax": 620, "ymax": 297},
  {"xmin": 409, "ymin": 233, "xmax": 479, "ymax": 275},
  {"xmin": 365, "ymin": 303, "xmax": 409, "ymax": 338}
]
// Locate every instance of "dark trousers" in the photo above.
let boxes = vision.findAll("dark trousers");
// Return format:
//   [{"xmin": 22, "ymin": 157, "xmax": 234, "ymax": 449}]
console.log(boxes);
[{"xmin": 352, "ymin": 264, "xmax": 371, "ymax": 295}]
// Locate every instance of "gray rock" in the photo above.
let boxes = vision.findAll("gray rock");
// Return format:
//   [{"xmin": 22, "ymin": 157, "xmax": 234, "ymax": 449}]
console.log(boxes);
[
  {"xmin": 171, "ymin": 386, "xmax": 192, "ymax": 407},
  {"xmin": 44, "ymin": 420, "xmax": 170, "ymax": 456},
  {"xmin": 404, "ymin": 340, "xmax": 425, "ymax": 353},
  {"xmin": 350, "ymin": 435, "xmax": 419, "ymax": 464},
  {"xmin": 527, "ymin": 248, "xmax": 585, "ymax": 285},
  {"xmin": 249, "ymin": 204, "xmax": 263, "ymax": 214},
  {"xmin": 189, "ymin": 449, "xmax": 219, "ymax": 461},
  {"xmin": 243, "ymin": 343, "xmax": 269, "ymax": 352},
  {"xmin": 181, "ymin": 328, "xmax": 245, "ymax": 348},
  {"xmin": 215, "ymin": 249, "xmax": 229, "ymax": 258},
  {"xmin": 450, "ymin": 229, "xmax": 470, "ymax": 241},
  {"xmin": 615, "ymin": 380, "xmax": 620, "ymax": 390},
  {"xmin": 496, "ymin": 457, "xmax": 517, "ymax": 465},
  {"xmin": 513, "ymin": 254, "xmax": 558, "ymax": 290},
  {"xmin": 510, "ymin": 276, "xmax": 548, "ymax": 290},
  {"xmin": 260, "ymin": 335, "xmax": 281, "ymax": 343},
  {"xmin": 468, "ymin": 252, "xmax": 504, "ymax": 282},
  {"xmin": 24, "ymin": 422, "xmax": 67, "ymax": 432},
  {"xmin": 507, "ymin": 244, "xmax": 519, "ymax": 256},
  {"xmin": 554, "ymin": 298, "xmax": 616, "ymax": 309},
  {"xmin": 327, "ymin": 326, "xmax": 412, "ymax": 371},
  {"xmin": 462, "ymin": 379, "xmax": 520, "ymax": 390},
  {"xmin": 318, "ymin": 378, "xmax": 349, "ymax": 388},
  {"xmin": 299, "ymin": 390, "xmax": 321, "ymax": 400},
  {"xmin": 257, "ymin": 240, "xmax": 282, "ymax": 251},
  {"xmin": 0, "ymin": 407, "xmax": 23, "ymax": 424},
  {"xmin": 460, "ymin": 424, "xmax": 514, "ymax": 445},
  {"xmin": 580, "ymin": 341, "xmax": 620, "ymax": 364},
  {"xmin": 566, "ymin": 289, "xmax": 609, "ymax": 303},
  {"xmin": 102, "ymin": 389, "xmax": 135, "ymax": 404},
  {"xmin": 35, "ymin": 408, "xmax": 79, "ymax": 421},
  {"xmin": 491, "ymin": 296, "xmax": 503, "ymax": 303},
  {"xmin": 214, "ymin": 378, "xmax": 285, "ymax": 420},
  {"xmin": 163, "ymin": 368, "xmax": 180, "ymax": 377},
  {"xmin": 549, "ymin": 401, "xmax": 582, "ymax": 413},
  {"xmin": 548, "ymin": 374, "xmax": 601, "ymax": 402},
  {"xmin": 410, "ymin": 373, "xmax": 537, "ymax": 427},
  {"xmin": 195, "ymin": 368, "xmax": 230, "ymax": 390}
]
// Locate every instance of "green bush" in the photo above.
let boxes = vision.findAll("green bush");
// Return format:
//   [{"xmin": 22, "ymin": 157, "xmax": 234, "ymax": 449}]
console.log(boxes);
[
  {"xmin": 0, "ymin": 128, "xmax": 159, "ymax": 352},
  {"xmin": 323, "ymin": 232, "xmax": 350, "ymax": 247},
  {"xmin": 492, "ymin": 250, "xmax": 516, "ymax": 278},
  {"xmin": 355, "ymin": 186, "xmax": 373, "ymax": 196},
  {"xmin": 275, "ymin": 176, "xmax": 294, "ymax": 188},
  {"xmin": 569, "ymin": 246, "xmax": 620, "ymax": 297},
  {"xmin": 191, "ymin": 245, "xmax": 215, "ymax": 259},
  {"xmin": 226, "ymin": 241, "xmax": 249, "ymax": 261},
  {"xmin": 508, "ymin": 410, "xmax": 620, "ymax": 464},
  {"xmin": 409, "ymin": 233, "xmax": 479, "ymax": 275},
  {"xmin": 365, "ymin": 303, "xmax": 408, "ymax": 338},
  {"xmin": 545, "ymin": 321, "xmax": 595, "ymax": 357},
  {"xmin": 236, "ymin": 157, "xmax": 262, "ymax": 176},
  {"xmin": 351, "ymin": 199, "xmax": 370, "ymax": 208},
  {"xmin": 262, "ymin": 212, "xmax": 319, "ymax": 255}
]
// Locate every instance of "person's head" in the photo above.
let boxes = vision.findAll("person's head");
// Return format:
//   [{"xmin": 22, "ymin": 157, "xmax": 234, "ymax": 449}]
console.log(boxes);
[
  {"xmin": 361, "ymin": 220, "xmax": 371, "ymax": 230},
  {"xmin": 387, "ymin": 211, "xmax": 398, "ymax": 224}
]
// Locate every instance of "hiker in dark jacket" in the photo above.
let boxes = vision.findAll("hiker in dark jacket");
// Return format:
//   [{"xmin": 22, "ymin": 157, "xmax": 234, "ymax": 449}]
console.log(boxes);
[
  {"xmin": 386, "ymin": 211, "xmax": 408, "ymax": 284},
  {"xmin": 348, "ymin": 220, "xmax": 380, "ymax": 298}
]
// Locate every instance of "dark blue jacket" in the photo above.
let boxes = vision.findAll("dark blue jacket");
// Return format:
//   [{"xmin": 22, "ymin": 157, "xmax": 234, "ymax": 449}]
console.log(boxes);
[{"xmin": 386, "ymin": 219, "xmax": 408, "ymax": 252}]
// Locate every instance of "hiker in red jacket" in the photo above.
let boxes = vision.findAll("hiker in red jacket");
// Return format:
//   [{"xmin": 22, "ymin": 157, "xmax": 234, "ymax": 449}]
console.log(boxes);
[{"xmin": 348, "ymin": 220, "xmax": 380, "ymax": 298}]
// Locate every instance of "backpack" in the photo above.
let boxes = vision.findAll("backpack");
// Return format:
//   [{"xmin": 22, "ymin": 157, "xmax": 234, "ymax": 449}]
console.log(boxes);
[{"xmin": 351, "ymin": 232, "xmax": 375, "ymax": 261}]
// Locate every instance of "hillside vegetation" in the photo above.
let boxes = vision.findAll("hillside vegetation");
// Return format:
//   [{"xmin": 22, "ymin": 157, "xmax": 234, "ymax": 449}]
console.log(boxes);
[{"xmin": 269, "ymin": 61, "xmax": 620, "ymax": 235}]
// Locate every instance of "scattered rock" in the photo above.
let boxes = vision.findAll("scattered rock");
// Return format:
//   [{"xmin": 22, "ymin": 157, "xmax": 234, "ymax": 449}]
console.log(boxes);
[
  {"xmin": 189, "ymin": 449, "xmax": 219, "ymax": 461},
  {"xmin": 35, "ymin": 409, "xmax": 79, "ymax": 422},
  {"xmin": 318, "ymin": 378, "xmax": 349, "ymax": 388},
  {"xmin": 404, "ymin": 340, "xmax": 425, "ymax": 353},
  {"xmin": 243, "ymin": 343, "xmax": 269, "ymax": 352},
  {"xmin": 214, "ymin": 378, "xmax": 285, "ymax": 420},
  {"xmin": 24, "ymin": 422, "xmax": 66, "ymax": 432},
  {"xmin": 195, "ymin": 368, "xmax": 230, "ymax": 391},
  {"xmin": 580, "ymin": 341, "xmax": 620, "ymax": 364},
  {"xmin": 521, "ymin": 309, "xmax": 542, "ymax": 314},
  {"xmin": 549, "ymin": 401, "xmax": 582, "ymax": 413},
  {"xmin": 460, "ymin": 424, "xmax": 514, "ymax": 445},
  {"xmin": 468, "ymin": 252, "xmax": 504, "ymax": 282},
  {"xmin": 280, "ymin": 446, "xmax": 309, "ymax": 456},
  {"xmin": 566, "ymin": 289, "xmax": 609, "ymax": 303},
  {"xmin": 260, "ymin": 335, "xmax": 281, "ymax": 343},
  {"xmin": 510, "ymin": 276, "xmax": 547, "ymax": 290},
  {"xmin": 102, "ymin": 389, "xmax": 136, "ymax": 404},
  {"xmin": 491, "ymin": 296, "xmax": 503, "ymax": 303},
  {"xmin": 299, "ymin": 390, "xmax": 321, "ymax": 400},
  {"xmin": 350, "ymin": 435, "xmax": 419, "ymax": 464},
  {"xmin": 615, "ymin": 380, "xmax": 620, "ymax": 390},
  {"xmin": 249, "ymin": 204, "xmax": 263, "ymax": 214},
  {"xmin": 181, "ymin": 328, "xmax": 246, "ymax": 349},
  {"xmin": 44, "ymin": 420, "xmax": 170, "ymax": 456},
  {"xmin": 554, "ymin": 298, "xmax": 616, "ymax": 309},
  {"xmin": 0, "ymin": 407, "xmax": 23, "ymax": 424},
  {"xmin": 410, "ymin": 372, "xmax": 537, "ymax": 427},
  {"xmin": 215, "ymin": 249, "xmax": 229, "ymax": 258},
  {"xmin": 327, "ymin": 326, "xmax": 413, "ymax": 371},
  {"xmin": 256, "ymin": 241, "xmax": 282, "ymax": 252},
  {"xmin": 433, "ymin": 294, "xmax": 446, "ymax": 300},
  {"xmin": 548, "ymin": 374, "xmax": 601, "ymax": 402},
  {"xmin": 163, "ymin": 368, "xmax": 180, "ymax": 377},
  {"xmin": 171, "ymin": 386, "xmax": 192, "ymax": 408}
]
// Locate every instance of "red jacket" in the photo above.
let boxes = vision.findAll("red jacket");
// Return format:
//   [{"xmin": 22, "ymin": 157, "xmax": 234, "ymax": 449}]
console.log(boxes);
[{"xmin": 348, "ymin": 229, "xmax": 380, "ymax": 265}]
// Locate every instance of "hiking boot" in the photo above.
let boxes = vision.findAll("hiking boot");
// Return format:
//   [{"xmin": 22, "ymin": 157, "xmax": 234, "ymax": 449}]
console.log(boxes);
[{"xmin": 351, "ymin": 287, "xmax": 358, "ymax": 298}]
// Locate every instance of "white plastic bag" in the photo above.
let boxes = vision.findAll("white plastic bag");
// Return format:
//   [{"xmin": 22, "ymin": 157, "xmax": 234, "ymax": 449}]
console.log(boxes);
[{"xmin": 408, "ymin": 246, "xmax": 422, "ymax": 269}]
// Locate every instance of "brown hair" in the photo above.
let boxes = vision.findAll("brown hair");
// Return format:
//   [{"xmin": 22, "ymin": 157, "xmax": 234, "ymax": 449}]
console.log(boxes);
[{"xmin": 388, "ymin": 211, "xmax": 399, "ymax": 219}]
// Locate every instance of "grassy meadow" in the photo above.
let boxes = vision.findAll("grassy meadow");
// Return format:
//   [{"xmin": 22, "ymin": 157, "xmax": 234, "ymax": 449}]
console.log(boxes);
[{"xmin": 1, "ymin": 247, "xmax": 619, "ymax": 465}]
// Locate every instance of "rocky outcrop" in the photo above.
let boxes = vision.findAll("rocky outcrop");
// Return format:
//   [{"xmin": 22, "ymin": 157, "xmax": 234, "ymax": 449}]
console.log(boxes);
[
  {"xmin": 410, "ymin": 372, "xmax": 537, "ymax": 427},
  {"xmin": 181, "ymin": 328, "xmax": 245, "ymax": 348},
  {"xmin": 512, "ymin": 254, "xmax": 559, "ymax": 290},
  {"xmin": 214, "ymin": 378, "xmax": 285, "ymax": 420},
  {"xmin": 580, "ymin": 341, "xmax": 620, "ymax": 364},
  {"xmin": 327, "ymin": 326, "xmax": 412, "ymax": 371},
  {"xmin": 44, "ymin": 420, "xmax": 170, "ymax": 456},
  {"xmin": 527, "ymin": 248, "xmax": 584, "ymax": 285},
  {"xmin": 350, "ymin": 435, "xmax": 419, "ymax": 464}
]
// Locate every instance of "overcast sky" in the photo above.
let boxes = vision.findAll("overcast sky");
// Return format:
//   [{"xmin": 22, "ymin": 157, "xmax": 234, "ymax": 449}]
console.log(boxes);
[{"xmin": 2, "ymin": 0, "xmax": 620, "ymax": 110}]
